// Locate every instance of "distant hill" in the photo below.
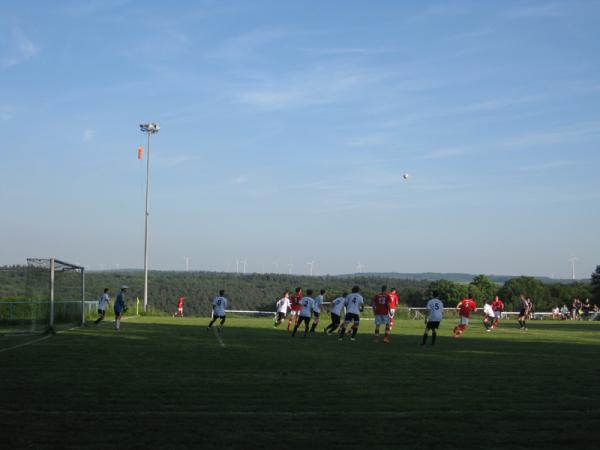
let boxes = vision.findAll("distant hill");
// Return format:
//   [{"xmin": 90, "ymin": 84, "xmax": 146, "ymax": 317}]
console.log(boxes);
[{"xmin": 339, "ymin": 272, "xmax": 579, "ymax": 284}]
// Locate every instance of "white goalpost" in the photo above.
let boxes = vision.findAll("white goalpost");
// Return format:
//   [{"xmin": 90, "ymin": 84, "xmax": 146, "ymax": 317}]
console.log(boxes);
[{"xmin": 24, "ymin": 258, "xmax": 86, "ymax": 334}]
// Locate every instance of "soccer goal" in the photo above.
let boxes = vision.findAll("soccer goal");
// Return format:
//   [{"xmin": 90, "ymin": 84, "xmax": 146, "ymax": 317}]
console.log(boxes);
[{"xmin": 0, "ymin": 258, "xmax": 87, "ymax": 335}]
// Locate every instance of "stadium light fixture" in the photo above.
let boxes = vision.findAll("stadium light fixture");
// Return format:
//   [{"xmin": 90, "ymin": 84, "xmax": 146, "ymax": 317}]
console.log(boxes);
[{"xmin": 139, "ymin": 122, "xmax": 160, "ymax": 312}]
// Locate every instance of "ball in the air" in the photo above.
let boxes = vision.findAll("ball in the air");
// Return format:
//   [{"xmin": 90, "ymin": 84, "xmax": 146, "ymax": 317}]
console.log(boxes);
[{"xmin": 403, "ymin": 173, "xmax": 410, "ymax": 179}]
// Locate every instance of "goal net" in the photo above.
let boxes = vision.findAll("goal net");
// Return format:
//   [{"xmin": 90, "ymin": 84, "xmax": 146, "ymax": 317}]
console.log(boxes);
[{"xmin": 0, "ymin": 258, "xmax": 87, "ymax": 335}]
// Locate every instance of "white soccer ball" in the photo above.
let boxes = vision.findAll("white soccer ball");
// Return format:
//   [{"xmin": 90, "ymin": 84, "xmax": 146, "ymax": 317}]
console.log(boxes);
[{"xmin": 403, "ymin": 173, "xmax": 410, "ymax": 180}]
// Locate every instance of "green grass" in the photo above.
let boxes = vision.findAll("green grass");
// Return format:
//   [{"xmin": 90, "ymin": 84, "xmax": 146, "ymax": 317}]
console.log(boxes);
[{"xmin": 1, "ymin": 316, "xmax": 599, "ymax": 449}]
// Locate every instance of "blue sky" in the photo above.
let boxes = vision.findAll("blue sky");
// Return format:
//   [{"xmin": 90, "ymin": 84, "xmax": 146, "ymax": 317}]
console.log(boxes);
[{"xmin": 1, "ymin": 0, "xmax": 599, "ymax": 278}]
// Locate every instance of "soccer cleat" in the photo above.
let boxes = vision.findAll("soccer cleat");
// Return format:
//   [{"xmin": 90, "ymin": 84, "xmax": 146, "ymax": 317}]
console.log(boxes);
[
  {"xmin": 350, "ymin": 337, "xmax": 356, "ymax": 341},
  {"xmin": 383, "ymin": 337, "xmax": 390, "ymax": 344}
]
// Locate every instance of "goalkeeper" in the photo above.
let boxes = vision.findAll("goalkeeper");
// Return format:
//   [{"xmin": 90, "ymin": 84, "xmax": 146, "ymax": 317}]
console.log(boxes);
[{"xmin": 114, "ymin": 285, "xmax": 129, "ymax": 331}]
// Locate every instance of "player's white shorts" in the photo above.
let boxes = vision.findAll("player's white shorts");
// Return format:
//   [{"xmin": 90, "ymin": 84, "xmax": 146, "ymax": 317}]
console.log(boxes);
[
  {"xmin": 389, "ymin": 309, "xmax": 396, "ymax": 318},
  {"xmin": 290, "ymin": 309, "xmax": 299, "ymax": 316},
  {"xmin": 459, "ymin": 316, "xmax": 470, "ymax": 326},
  {"xmin": 375, "ymin": 315, "xmax": 390, "ymax": 326}
]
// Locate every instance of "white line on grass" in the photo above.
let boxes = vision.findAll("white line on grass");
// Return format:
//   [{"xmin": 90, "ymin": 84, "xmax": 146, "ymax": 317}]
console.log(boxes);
[
  {"xmin": 0, "ymin": 316, "xmax": 141, "ymax": 354},
  {"xmin": 0, "ymin": 334, "xmax": 52, "ymax": 354}
]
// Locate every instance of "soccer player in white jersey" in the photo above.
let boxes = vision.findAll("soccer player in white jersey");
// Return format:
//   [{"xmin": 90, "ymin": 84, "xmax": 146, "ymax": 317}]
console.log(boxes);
[
  {"xmin": 292, "ymin": 289, "xmax": 315, "ymax": 338},
  {"xmin": 309, "ymin": 289, "xmax": 326, "ymax": 333},
  {"xmin": 94, "ymin": 288, "xmax": 110, "ymax": 325},
  {"xmin": 324, "ymin": 292, "xmax": 347, "ymax": 335},
  {"xmin": 274, "ymin": 291, "xmax": 290, "ymax": 327},
  {"xmin": 422, "ymin": 291, "xmax": 444, "ymax": 346},
  {"xmin": 482, "ymin": 300, "xmax": 496, "ymax": 332},
  {"xmin": 338, "ymin": 286, "xmax": 364, "ymax": 341},
  {"xmin": 208, "ymin": 289, "xmax": 228, "ymax": 329}
]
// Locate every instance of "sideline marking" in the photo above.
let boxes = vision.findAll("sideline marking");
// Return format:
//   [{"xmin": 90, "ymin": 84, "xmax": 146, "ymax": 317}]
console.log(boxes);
[
  {"xmin": 0, "ymin": 334, "xmax": 52, "ymax": 354},
  {"xmin": 0, "ymin": 315, "xmax": 141, "ymax": 354}
]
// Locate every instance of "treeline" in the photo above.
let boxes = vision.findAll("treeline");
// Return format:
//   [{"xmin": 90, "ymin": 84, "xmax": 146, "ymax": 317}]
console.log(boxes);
[{"xmin": 0, "ymin": 266, "xmax": 597, "ymax": 314}]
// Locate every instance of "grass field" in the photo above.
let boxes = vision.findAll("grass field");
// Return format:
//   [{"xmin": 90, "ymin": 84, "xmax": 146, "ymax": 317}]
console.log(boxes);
[{"xmin": 1, "ymin": 316, "xmax": 599, "ymax": 449}]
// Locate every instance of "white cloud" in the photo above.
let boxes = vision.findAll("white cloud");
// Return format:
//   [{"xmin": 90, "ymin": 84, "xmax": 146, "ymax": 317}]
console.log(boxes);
[
  {"xmin": 415, "ymin": 148, "xmax": 468, "ymax": 160},
  {"xmin": 517, "ymin": 160, "xmax": 577, "ymax": 172},
  {"xmin": 82, "ymin": 128, "xmax": 94, "ymax": 142},
  {"xmin": 1, "ymin": 27, "xmax": 38, "ymax": 68},
  {"xmin": 232, "ymin": 175, "xmax": 249, "ymax": 185},
  {"xmin": 504, "ymin": 3, "xmax": 570, "ymax": 18},
  {"xmin": 153, "ymin": 155, "xmax": 200, "ymax": 168}
]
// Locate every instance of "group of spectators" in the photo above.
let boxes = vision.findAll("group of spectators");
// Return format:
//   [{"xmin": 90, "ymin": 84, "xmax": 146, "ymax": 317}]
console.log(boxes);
[{"xmin": 552, "ymin": 298, "xmax": 599, "ymax": 321}]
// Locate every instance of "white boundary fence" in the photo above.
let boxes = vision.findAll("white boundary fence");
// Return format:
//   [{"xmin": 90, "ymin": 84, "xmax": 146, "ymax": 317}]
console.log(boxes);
[{"xmin": 225, "ymin": 306, "xmax": 557, "ymax": 320}]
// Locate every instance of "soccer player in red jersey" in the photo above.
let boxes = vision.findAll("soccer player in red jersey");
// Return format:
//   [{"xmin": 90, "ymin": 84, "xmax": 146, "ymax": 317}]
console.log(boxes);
[
  {"xmin": 453, "ymin": 295, "xmax": 476, "ymax": 338},
  {"xmin": 288, "ymin": 287, "xmax": 303, "ymax": 332},
  {"xmin": 388, "ymin": 288, "xmax": 399, "ymax": 331},
  {"xmin": 372, "ymin": 285, "xmax": 392, "ymax": 343},
  {"xmin": 173, "ymin": 295, "xmax": 185, "ymax": 317},
  {"xmin": 491, "ymin": 296, "xmax": 504, "ymax": 329}
]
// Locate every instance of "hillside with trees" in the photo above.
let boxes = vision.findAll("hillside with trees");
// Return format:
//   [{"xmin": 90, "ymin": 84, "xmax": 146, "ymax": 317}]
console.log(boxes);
[{"xmin": 0, "ymin": 267, "xmax": 593, "ymax": 314}]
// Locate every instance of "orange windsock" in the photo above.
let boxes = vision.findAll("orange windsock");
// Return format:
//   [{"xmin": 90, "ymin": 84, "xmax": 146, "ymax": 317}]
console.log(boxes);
[{"xmin": 137, "ymin": 146, "xmax": 144, "ymax": 160}]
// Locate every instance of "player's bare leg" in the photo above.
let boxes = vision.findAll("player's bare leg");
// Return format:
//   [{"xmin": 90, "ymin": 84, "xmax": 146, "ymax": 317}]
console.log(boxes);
[
  {"xmin": 338, "ymin": 321, "xmax": 349, "ymax": 340},
  {"xmin": 373, "ymin": 324, "xmax": 380, "ymax": 342},
  {"xmin": 349, "ymin": 323, "xmax": 359, "ymax": 341},
  {"xmin": 383, "ymin": 324, "xmax": 391, "ymax": 343},
  {"xmin": 421, "ymin": 326, "xmax": 429, "ymax": 345},
  {"xmin": 309, "ymin": 315, "xmax": 319, "ymax": 333}
]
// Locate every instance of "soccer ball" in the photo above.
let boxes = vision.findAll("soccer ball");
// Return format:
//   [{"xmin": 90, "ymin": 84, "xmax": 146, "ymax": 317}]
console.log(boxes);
[{"xmin": 403, "ymin": 173, "xmax": 410, "ymax": 180}]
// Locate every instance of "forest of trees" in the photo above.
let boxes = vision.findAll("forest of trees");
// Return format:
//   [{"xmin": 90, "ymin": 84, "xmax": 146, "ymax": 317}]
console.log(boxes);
[{"xmin": 0, "ymin": 265, "xmax": 597, "ymax": 315}]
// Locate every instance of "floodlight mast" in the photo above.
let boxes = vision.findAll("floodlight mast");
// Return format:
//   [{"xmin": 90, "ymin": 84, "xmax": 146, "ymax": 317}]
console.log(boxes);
[{"xmin": 139, "ymin": 122, "xmax": 160, "ymax": 312}]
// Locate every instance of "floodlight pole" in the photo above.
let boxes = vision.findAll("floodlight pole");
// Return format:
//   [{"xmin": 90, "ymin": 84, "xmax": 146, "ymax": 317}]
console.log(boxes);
[{"xmin": 140, "ymin": 123, "xmax": 160, "ymax": 313}]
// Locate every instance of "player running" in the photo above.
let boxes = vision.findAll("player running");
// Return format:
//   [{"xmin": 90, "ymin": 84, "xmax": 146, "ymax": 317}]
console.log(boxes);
[
  {"xmin": 94, "ymin": 288, "xmax": 110, "ymax": 325},
  {"xmin": 482, "ymin": 300, "xmax": 496, "ymax": 332},
  {"xmin": 518, "ymin": 293, "xmax": 530, "ymax": 331},
  {"xmin": 173, "ymin": 295, "xmax": 185, "ymax": 317},
  {"xmin": 309, "ymin": 289, "xmax": 326, "ymax": 333},
  {"xmin": 114, "ymin": 285, "xmax": 128, "ymax": 331},
  {"xmin": 208, "ymin": 290, "xmax": 228, "ymax": 329},
  {"xmin": 288, "ymin": 287, "xmax": 303, "ymax": 332},
  {"xmin": 453, "ymin": 294, "xmax": 476, "ymax": 338},
  {"xmin": 491, "ymin": 296, "xmax": 504, "ymax": 329},
  {"xmin": 292, "ymin": 289, "xmax": 315, "ymax": 338},
  {"xmin": 324, "ymin": 292, "xmax": 347, "ymax": 335},
  {"xmin": 388, "ymin": 287, "xmax": 399, "ymax": 331},
  {"xmin": 274, "ymin": 291, "xmax": 290, "ymax": 327},
  {"xmin": 372, "ymin": 285, "xmax": 392, "ymax": 343},
  {"xmin": 338, "ymin": 286, "xmax": 364, "ymax": 341},
  {"xmin": 422, "ymin": 291, "xmax": 443, "ymax": 346}
]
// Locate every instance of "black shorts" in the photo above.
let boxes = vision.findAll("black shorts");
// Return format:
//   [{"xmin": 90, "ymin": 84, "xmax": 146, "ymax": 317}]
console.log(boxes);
[
  {"xmin": 213, "ymin": 315, "xmax": 226, "ymax": 319},
  {"xmin": 313, "ymin": 311, "xmax": 320, "ymax": 318},
  {"xmin": 298, "ymin": 316, "xmax": 310, "ymax": 325},
  {"xmin": 276, "ymin": 312, "xmax": 285, "ymax": 321},
  {"xmin": 330, "ymin": 313, "xmax": 341, "ymax": 325},
  {"xmin": 426, "ymin": 321, "xmax": 440, "ymax": 330},
  {"xmin": 344, "ymin": 313, "xmax": 360, "ymax": 324},
  {"xmin": 97, "ymin": 309, "xmax": 106, "ymax": 316},
  {"xmin": 519, "ymin": 309, "xmax": 527, "ymax": 317}
]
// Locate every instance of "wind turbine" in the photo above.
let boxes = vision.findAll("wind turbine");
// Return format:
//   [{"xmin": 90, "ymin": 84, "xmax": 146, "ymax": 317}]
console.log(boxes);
[
  {"xmin": 235, "ymin": 257, "xmax": 240, "ymax": 274},
  {"xmin": 568, "ymin": 257, "xmax": 578, "ymax": 280},
  {"xmin": 273, "ymin": 260, "xmax": 280, "ymax": 273},
  {"xmin": 306, "ymin": 260, "xmax": 315, "ymax": 276},
  {"xmin": 287, "ymin": 261, "xmax": 294, "ymax": 275},
  {"xmin": 184, "ymin": 256, "xmax": 190, "ymax": 272},
  {"xmin": 356, "ymin": 262, "xmax": 365, "ymax": 274},
  {"xmin": 241, "ymin": 258, "xmax": 247, "ymax": 275}
]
